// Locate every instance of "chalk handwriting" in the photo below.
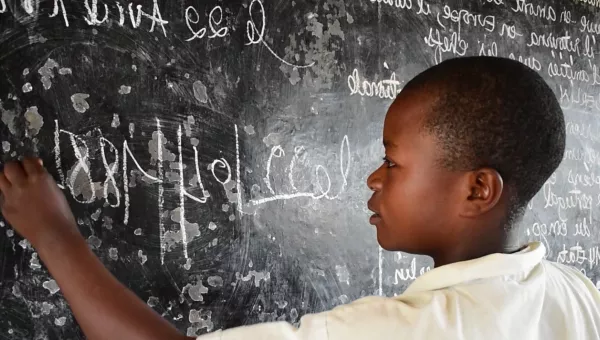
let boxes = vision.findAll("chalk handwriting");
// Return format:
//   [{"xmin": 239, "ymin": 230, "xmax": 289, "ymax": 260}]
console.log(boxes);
[
  {"xmin": 208, "ymin": 6, "xmax": 228, "ymax": 38},
  {"xmin": 416, "ymin": 0, "xmax": 431, "ymax": 15},
  {"xmin": 22, "ymin": 0, "xmax": 35, "ymax": 15},
  {"xmin": 60, "ymin": 130, "xmax": 96, "ymax": 204},
  {"xmin": 347, "ymin": 69, "xmax": 402, "ymax": 99},
  {"xmin": 568, "ymin": 169, "xmax": 600, "ymax": 189},
  {"xmin": 543, "ymin": 180, "xmax": 593, "ymax": 222},
  {"xmin": 99, "ymin": 136, "xmax": 121, "ymax": 207},
  {"xmin": 156, "ymin": 118, "xmax": 166, "ymax": 264},
  {"xmin": 557, "ymin": 243, "xmax": 600, "ymax": 272},
  {"xmin": 581, "ymin": 15, "xmax": 600, "ymax": 35},
  {"xmin": 547, "ymin": 55, "xmax": 590, "ymax": 83},
  {"xmin": 246, "ymin": 0, "xmax": 314, "ymax": 68},
  {"xmin": 511, "ymin": 0, "xmax": 557, "ymax": 22},
  {"xmin": 573, "ymin": 0, "xmax": 600, "ymax": 8},
  {"xmin": 508, "ymin": 52, "xmax": 542, "ymax": 71},
  {"xmin": 574, "ymin": 218, "xmax": 592, "ymax": 237},
  {"xmin": 583, "ymin": 34, "xmax": 596, "ymax": 60},
  {"xmin": 560, "ymin": 8, "xmax": 573, "ymax": 24},
  {"xmin": 53, "ymin": 120, "xmax": 66, "ymax": 188},
  {"xmin": 185, "ymin": 5, "xmax": 228, "ymax": 41},
  {"xmin": 527, "ymin": 32, "xmax": 581, "ymax": 56},
  {"xmin": 499, "ymin": 22, "xmax": 523, "ymax": 39},
  {"xmin": 144, "ymin": 0, "xmax": 168, "ymax": 36},
  {"xmin": 84, "ymin": 0, "xmax": 109, "ymax": 26},
  {"xmin": 441, "ymin": 5, "xmax": 496, "ymax": 33},
  {"xmin": 478, "ymin": 40, "xmax": 498, "ymax": 56},
  {"xmin": 529, "ymin": 220, "xmax": 568, "ymax": 238},
  {"xmin": 250, "ymin": 135, "xmax": 350, "ymax": 205},
  {"xmin": 591, "ymin": 62, "xmax": 600, "ymax": 86},
  {"xmin": 50, "ymin": 0, "xmax": 69, "ymax": 27},
  {"xmin": 185, "ymin": 6, "xmax": 206, "ymax": 41},
  {"xmin": 564, "ymin": 146, "xmax": 600, "ymax": 170},
  {"xmin": 370, "ymin": 0, "xmax": 412, "ymax": 10},
  {"xmin": 424, "ymin": 27, "xmax": 468, "ymax": 64},
  {"xmin": 177, "ymin": 126, "xmax": 189, "ymax": 260},
  {"xmin": 560, "ymin": 85, "xmax": 600, "ymax": 112},
  {"xmin": 393, "ymin": 253, "xmax": 431, "ymax": 283}
]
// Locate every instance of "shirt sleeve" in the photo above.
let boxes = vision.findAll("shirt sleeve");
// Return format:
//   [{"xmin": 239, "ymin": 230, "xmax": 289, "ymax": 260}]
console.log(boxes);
[
  {"xmin": 195, "ymin": 292, "xmax": 452, "ymax": 340},
  {"xmin": 196, "ymin": 311, "xmax": 329, "ymax": 340}
]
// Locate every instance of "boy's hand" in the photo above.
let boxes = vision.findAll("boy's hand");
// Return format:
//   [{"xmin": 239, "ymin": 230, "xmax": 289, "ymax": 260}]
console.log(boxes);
[
  {"xmin": 0, "ymin": 158, "xmax": 79, "ymax": 247},
  {"xmin": 0, "ymin": 158, "xmax": 191, "ymax": 340}
]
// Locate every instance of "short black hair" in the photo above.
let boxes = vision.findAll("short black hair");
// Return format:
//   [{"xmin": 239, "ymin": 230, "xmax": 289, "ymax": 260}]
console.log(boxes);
[{"xmin": 405, "ymin": 56, "xmax": 565, "ymax": 224}]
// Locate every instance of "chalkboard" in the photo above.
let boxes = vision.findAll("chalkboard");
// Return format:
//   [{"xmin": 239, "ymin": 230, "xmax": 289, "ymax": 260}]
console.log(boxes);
[{"xmin": 0, "ymin": 0, "xmax": 599, "ymax": 338}]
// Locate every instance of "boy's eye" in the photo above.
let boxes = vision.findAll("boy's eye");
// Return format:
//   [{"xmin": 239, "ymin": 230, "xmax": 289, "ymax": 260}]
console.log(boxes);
[{"xmin": 382, "ymin": 156, "xmax": 396, "ymax": 168}]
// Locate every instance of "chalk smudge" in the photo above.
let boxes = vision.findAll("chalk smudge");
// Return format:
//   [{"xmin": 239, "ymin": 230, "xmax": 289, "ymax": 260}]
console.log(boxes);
[
  {"xmin": 70, "ymin": 93, "xmax": 90, "ymax": 113},
  {"xmin": 193, "ymin": 80, "xmax": 208, "ymax": 103},
  {"xmin": 118, "ymin": 85, "xmax": 132, "ymax": 95},
  {"xmin": 24, "ymin": 106, "xmax": 43, "ymax": 136},
  {"xmin": 42, "ymin": 279, "xmax": 60, "ymax": 295}
]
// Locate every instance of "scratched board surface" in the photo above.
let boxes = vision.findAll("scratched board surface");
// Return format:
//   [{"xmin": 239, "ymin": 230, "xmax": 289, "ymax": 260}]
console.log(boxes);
[{"xmin": 0, "ymin": 0, "xmax": 600, "ymax": 338}]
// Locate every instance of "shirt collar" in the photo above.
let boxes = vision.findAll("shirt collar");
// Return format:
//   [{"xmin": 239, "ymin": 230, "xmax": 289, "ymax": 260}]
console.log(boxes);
[{"xmin": 403, "ymin": 242, "xmax": 546, "ymax": 294}]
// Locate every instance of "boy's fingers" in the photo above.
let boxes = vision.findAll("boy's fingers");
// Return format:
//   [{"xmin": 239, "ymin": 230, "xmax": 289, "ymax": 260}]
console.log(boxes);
[
  {"xmin": 22, "ymin": 157, "xmax": 44, "ymax": 176},
  {"xmin": 3, "ymin": 162, "xmax": 26, "ymax": 185}
]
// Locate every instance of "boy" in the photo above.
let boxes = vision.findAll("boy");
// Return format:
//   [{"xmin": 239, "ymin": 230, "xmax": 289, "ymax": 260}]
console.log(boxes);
[{"xmin": 1, "ymin": 56, "xmax": 599, "ymax": 339}]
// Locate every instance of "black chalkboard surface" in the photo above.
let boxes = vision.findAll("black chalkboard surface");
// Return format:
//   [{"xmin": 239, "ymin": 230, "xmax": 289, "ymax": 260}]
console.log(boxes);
[{"xmin": 0, "ymin": 0, "xmax": 599, "ymax": 338}]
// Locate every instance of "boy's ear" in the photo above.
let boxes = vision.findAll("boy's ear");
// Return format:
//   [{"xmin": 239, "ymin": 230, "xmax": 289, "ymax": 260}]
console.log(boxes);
[{"xmin": 459, "ymin": 168, "xmax": 504, "ymax": 217}]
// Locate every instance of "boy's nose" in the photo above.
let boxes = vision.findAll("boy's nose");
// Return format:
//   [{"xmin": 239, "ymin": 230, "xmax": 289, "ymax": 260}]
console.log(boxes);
[{"xmin": 367, "ymin": 166, "xmax": 384, "ymax": 192}]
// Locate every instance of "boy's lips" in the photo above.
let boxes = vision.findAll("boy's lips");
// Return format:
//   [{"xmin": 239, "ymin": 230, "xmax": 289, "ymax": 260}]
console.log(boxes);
[
  {"xmin": 367, "ymin": 200, "xmax": 381, "ymax": 225},
  {"xmin": 369, "ymin": 213, "xmax": 382, "ymax": 225}
]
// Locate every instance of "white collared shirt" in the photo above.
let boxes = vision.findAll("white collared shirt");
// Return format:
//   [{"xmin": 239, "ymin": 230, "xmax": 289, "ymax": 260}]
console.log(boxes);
[{"xmin": 198, "ymin": 242, "xmax": 600, "ymax": 340}]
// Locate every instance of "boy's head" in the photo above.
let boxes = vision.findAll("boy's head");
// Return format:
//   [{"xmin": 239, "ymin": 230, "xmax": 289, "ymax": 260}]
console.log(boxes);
[{"xmin": 367, "ymin": 56, "xmax": 565, "ymax": 262}]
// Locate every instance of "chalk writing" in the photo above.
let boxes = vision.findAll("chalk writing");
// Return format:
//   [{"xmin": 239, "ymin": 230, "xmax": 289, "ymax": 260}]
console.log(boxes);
[
  {"xmin": 84, "ymin": 0, "xmax": 109, "ymax": 26},
  {"xmin": 370, "ymin": 0, "xmax": 412, "ymax": 10},
  {"xmin": 583, "ymin": 34, "xmax": 596, "ymax": 60},
  {"xmin": 564, "ymin": 147, "xmax": 600, "ymax": 169},
  {"xmin": 527, "ymin": 32, "xmax": 581, "ymax": 56},
  {"xmin": 511, "ymin": 0, "xmax": 557, "ymax": 22},
  {"xmin": 499, "ymin": 22, "xmax": 523, "ymax": 39},
  {"xmin": 441, "ymin": 5, "xmax": 496, "ymax": 33},
  {"xmin": 574, "ymin": 218, "xmax": 592, "ymax": 237},
  {"xmin": 99, "ymin": 136, "xmax": 120, "ymax": 207},
  {"xmin": 581, "ymin": 15, "xmax": 600, "ymax": 35},
  {"xmin": 557, "ymin": 243, "xmax": 600, "ymax": 272},
  {"xmin": 246, "ymin": 0, "xmax": 314, "ymax": 68},
  {"xmin": 568, "ymin": 169, "xmax": 600, "ymax": 189},
  {"xmin": 573, "ymin": 0, "xmax": 600, "ymax": 8},
  {"xmin": 347, "ymin": 69, "xmax": 401, "ymax": 99},
  {"xmin": 156, "ymin": 119, "xmax": 166, "ymax": 264},
  {"xmin": 530, "ymin": 220, "xmax": 568, "ymax": 237},
  {"xmin": 560, "ymin": 85, "xmax": 600, "ymax": 111},
  {"xmin": 393, "ymin": 255, "xmax": 430, "ymax": 283},
  {"xmin": 508, "ymin": 52, "xmax": 542, "ymax": 71},
  {"xmin": 250, "ymin": 135, "xmax": 350, "ymax": 205},
  {"xmin": 543, "ymin": 176, "xmax": 593, "ymax": 222},
  {"xmin": 560, "ymin": 8, "xmax": 573, "ymax": 24},
  {"xmin": 185, "ymin": 5, "xmax": 228, "ymax": 42},
  {"xmin": 478, "ymin": 40, "xmax": 498, "ymax": 56},
  {"xmin": 547, "ymin": 55, "xmax": 590, "ymax": 83},
  {"xmin": 50, "ymin": 0, "xmax": 69, "ymax": 27},
  {"xmin": 424, "ymin": 28, "xmax": 468, "ymax": 64}
]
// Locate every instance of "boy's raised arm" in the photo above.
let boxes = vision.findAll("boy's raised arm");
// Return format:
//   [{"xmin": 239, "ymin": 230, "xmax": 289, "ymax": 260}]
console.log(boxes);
[{"xmin": 0, "ymin": 158, "xmax": 194, "ymax": 340}]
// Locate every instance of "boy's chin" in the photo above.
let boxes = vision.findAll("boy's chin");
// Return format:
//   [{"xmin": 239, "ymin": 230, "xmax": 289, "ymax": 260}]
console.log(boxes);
[
  {"xmin": 376, "ymin": 229, "xmax": 422, "ymax": 254},
  {"xmin": 376, "ymin": 232, "xmax": 404, "ymax": 252}
]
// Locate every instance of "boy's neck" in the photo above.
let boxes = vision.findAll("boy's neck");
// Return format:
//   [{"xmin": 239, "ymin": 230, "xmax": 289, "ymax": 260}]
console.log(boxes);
[{"xmin": 431, "ymin": 224, "xmax": 521, "ymax": 268}]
